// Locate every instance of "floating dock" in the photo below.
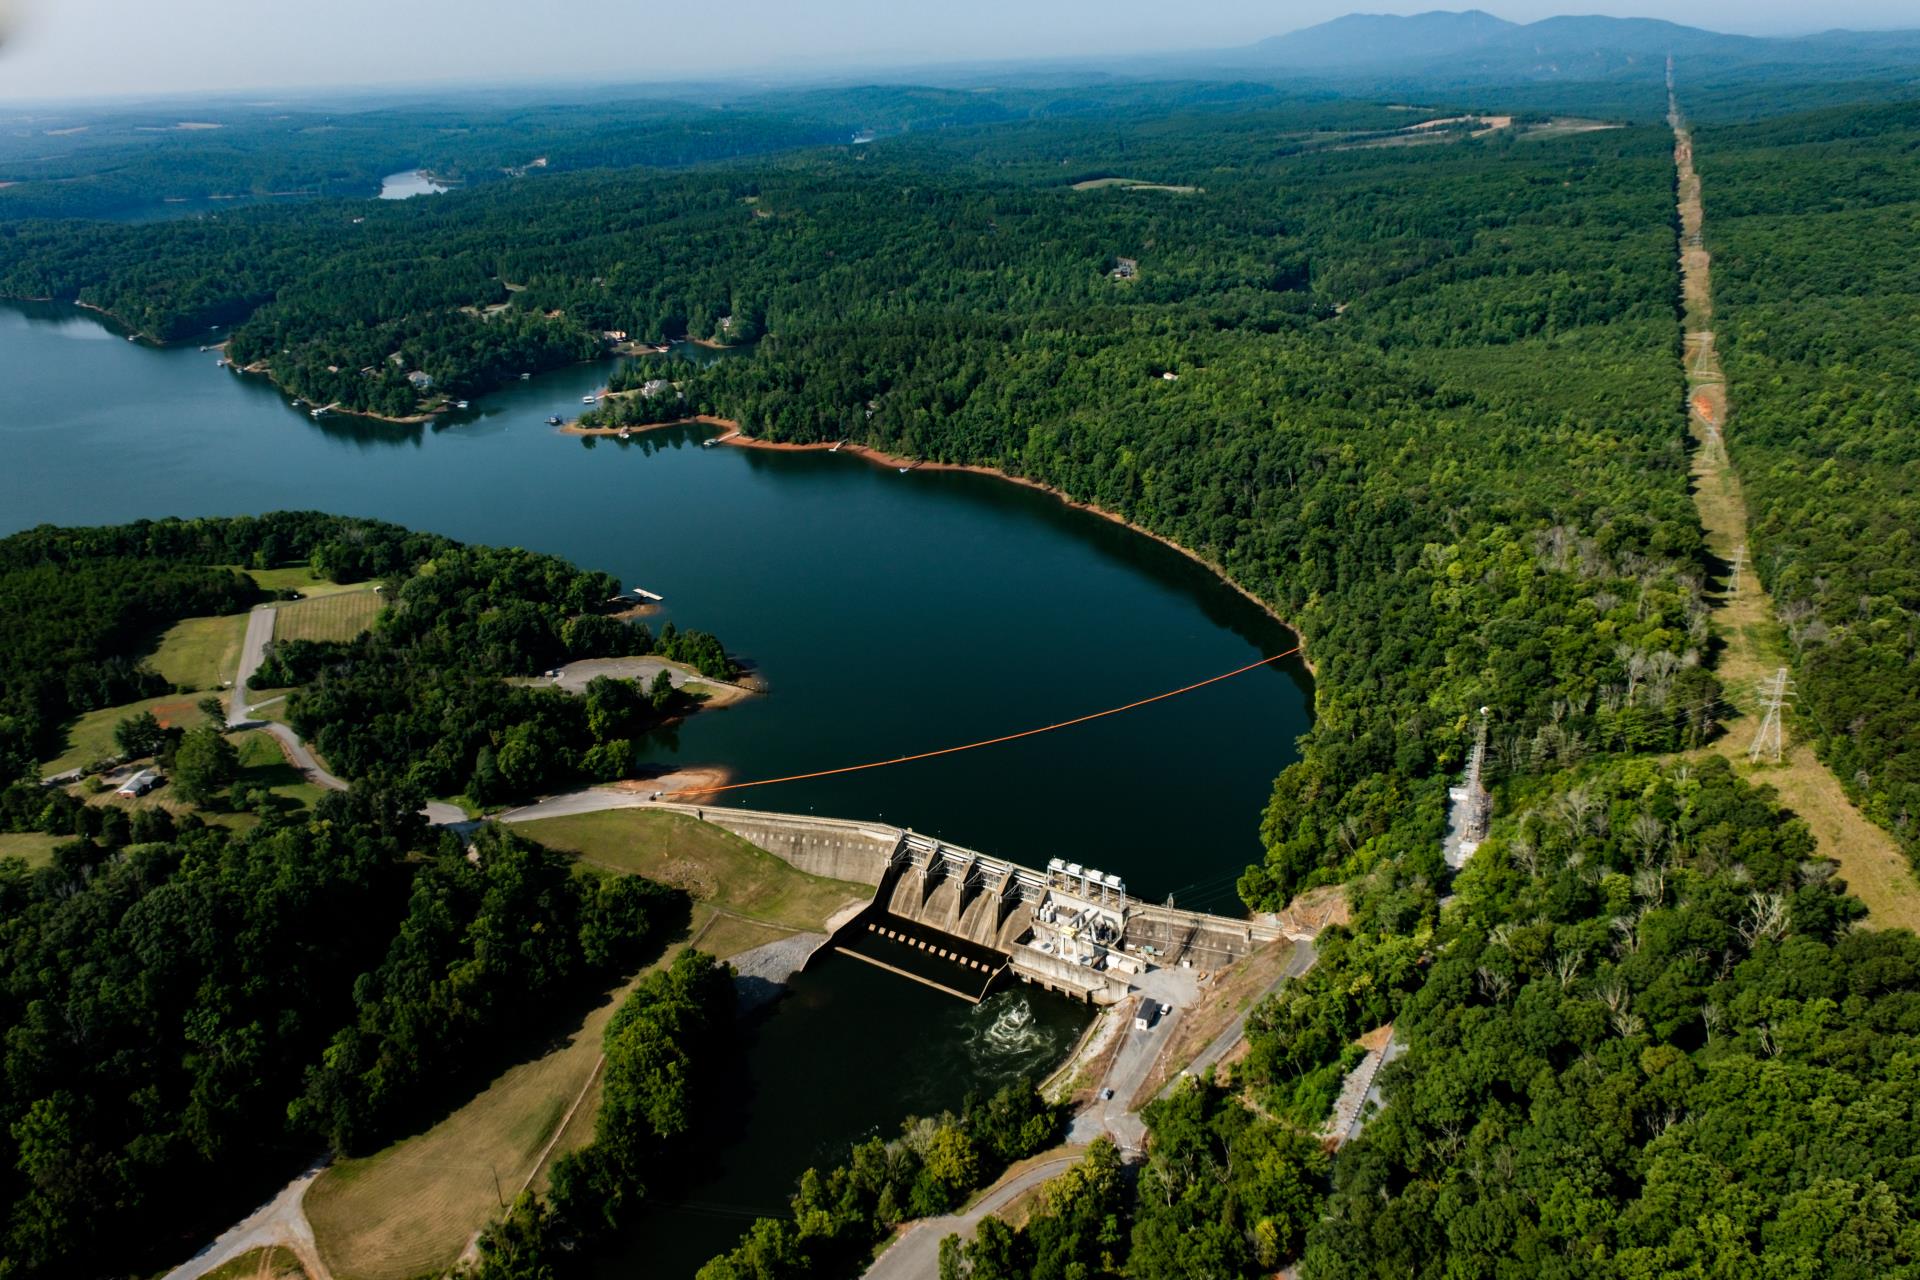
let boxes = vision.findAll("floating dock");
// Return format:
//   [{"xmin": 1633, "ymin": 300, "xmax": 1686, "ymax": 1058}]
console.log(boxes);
[{"xmin": 629, "ymin": 586, "xmax": 664, "ymax": 602}]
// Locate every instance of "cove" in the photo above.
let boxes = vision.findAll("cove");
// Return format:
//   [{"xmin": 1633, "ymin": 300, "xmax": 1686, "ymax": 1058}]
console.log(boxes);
[{"xmin": 1, "ymin": 299, "xmax": 1314, "ymax": 1271}]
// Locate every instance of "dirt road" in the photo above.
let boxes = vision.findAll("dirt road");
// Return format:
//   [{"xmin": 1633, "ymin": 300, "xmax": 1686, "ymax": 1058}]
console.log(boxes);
[
  {"xmin": 1670, "ymin": 89, "xmax": 1920, "ymax": 929},
  {"xmin": 161, "ymin": 1160, "xmax": 329, "ymax": 1280}
]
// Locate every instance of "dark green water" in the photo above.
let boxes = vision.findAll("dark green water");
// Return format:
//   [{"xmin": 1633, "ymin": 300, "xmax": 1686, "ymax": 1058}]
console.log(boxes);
[{"xmin": 0, "ymin": 299, "xmax": 1312, "ymax": 1271}]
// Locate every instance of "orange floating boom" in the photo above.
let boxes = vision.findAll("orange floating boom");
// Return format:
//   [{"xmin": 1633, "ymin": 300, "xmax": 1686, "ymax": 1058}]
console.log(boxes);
[{"xmin": 663, "ymin": 645, "xmax": 1303, "ymax": 799}]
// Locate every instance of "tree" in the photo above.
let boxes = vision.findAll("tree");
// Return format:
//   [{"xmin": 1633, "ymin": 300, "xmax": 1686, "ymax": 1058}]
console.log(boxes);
[
  {"xmin": 113, "ymin": 710, "xmax": 165, "ymax": 759},
  {"xmin": 170, "ymin": 727, "xmax": 238, "ymax": 804}
]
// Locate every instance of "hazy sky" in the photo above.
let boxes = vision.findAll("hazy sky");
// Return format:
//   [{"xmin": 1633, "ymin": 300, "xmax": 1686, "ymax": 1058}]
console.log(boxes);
[{"xmin": 0, "ymin": 0, "xmax": 1913, "ymax": 103}]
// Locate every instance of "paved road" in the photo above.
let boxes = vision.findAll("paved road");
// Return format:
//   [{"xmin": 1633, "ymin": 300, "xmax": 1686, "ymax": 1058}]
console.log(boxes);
[
  {"xmin": 546, "ymin": 656, "xmax": 748, "ymax": 695},
  {"xmin": 863, "ymin": 1153, "xmax": 1083, "ymax": 1280},
  {"xmin": 226, "ymin": 603, "xmax": 470, "ymax": 824},
  {"xmin": 161, "ymin": 1159, "xmax": 329, "ymax": 1280},
  {"xmin": 1180, "ymin": 938, "xmax": 1318, "ymax": 1085},
  {"xmin": 1068, "ymin": 968, "xmax": 1199, "ymax": 1150},
  {"xmin": 257, "ymin": 721, "xmax": 348, "ymax": 792},
  {"xmin": 229, "ymin": 606, "xmax": 277, "ymax": 729}
]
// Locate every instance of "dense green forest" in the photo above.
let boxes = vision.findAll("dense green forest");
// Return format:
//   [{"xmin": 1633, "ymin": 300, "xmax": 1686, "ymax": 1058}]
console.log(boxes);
[
  {"xmin": 6, "ymin": 75, "xmax": 1920, "ymax": 1280},
  {"xmin": 1698, "ymin": 102, "xmax": 1920, "ymax": 868},
  {"xmin": 1300, "ymin": 755, "xmax": 1919, "ymax": 1278},
  {"xmin": 0, "ymin": 113, "xmax": 1717, "ymax": 906},
  {"xmin": 0, "ymin": 514, "xmax": 754, "ymax": 1275},
  {"xmin": 0, "ymin": 513, "xmax": 737, "ymax": 802}
]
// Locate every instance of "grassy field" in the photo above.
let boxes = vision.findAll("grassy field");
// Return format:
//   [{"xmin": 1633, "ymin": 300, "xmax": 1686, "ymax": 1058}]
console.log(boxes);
[
  {"xmin": 229, "ymin": 729, "xmax": 327, "ymax": 814},
  {"xmin": 150, "ymin": 611, "xmax": 249, "ymax": 690},
  {"xmin": 38, "ymin": 610, "xmax": 248, "ymax": 773},
  {"xmin": 202, "ymin": 1246, "xmax": 307, "ymax": 1280},
  {"xmin": 0, "ymin": 832, "xmax": 63, "ymax": 868},
  {"xmin": 43, "ymin": 692, "xmax": 208, "ymax": 774},
  {"xmin": 519, "ymin": 809, "xmax": 868, "ymax": 928},
  {"xmin": 238, "ymin": 564, "xmax": 375, "ymax": 598},
  {"xmin": 306, "ymin": 811, "xmax": 868, "ymax": 1280},
  {"xmin": 271, "ymin": 589, "xmax": 383, "ymax": 644}
]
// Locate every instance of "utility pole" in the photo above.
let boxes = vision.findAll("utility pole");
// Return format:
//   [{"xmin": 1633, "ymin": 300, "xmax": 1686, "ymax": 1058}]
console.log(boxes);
[{"xmin": 1748, "ymin": 668, "xmax": 1790, "ymax": 764}]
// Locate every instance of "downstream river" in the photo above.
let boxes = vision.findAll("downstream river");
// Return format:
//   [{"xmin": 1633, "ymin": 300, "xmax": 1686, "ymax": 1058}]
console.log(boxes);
[{"xmin": 0, "ymin": 300, "xmax": 1313, "ymax": 1271}]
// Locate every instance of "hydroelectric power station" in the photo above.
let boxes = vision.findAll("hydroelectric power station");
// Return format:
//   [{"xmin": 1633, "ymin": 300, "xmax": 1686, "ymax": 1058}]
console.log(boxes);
[{"xmin": 649, "ymin": 803, "xmax": 1317, "ymax": 1005}]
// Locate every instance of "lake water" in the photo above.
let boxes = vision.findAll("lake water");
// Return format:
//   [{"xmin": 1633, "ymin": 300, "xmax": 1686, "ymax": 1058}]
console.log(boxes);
[
  {"xmin": 0, "ymin": 299, "xmax": 1313, "ymax": 1271},
  {"xmin": 378, "ymin": 168, "xmax": 453, "ymax": 199}
]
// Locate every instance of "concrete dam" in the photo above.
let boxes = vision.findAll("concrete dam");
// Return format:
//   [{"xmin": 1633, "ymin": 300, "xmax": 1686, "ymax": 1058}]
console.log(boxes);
[{"xmin": 653, "ymin": 803, "xmax": 1313, "ymax": 1005}]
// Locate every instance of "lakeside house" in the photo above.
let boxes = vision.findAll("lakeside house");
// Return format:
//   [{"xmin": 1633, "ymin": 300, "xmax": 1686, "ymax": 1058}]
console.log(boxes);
[{"xmin": 407, "ymin": 370, "xmax": 434, "ymax": 390}]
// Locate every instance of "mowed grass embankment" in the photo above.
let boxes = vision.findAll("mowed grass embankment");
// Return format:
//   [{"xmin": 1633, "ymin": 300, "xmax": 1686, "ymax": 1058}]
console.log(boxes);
[
  {"xmin": 306, "ymin": 810, "xmax": 869, "ymax": 1280},
  {"xmin": 40, "ymin": 610, "xmax": 248, "ymax": 772},
  {"xmin": 271, "ymin": 588, "xmax": 383, "ymax": 643},
  {"xmin": 518, "ymin": 808, "xmax": 869, "ymax": 928}
]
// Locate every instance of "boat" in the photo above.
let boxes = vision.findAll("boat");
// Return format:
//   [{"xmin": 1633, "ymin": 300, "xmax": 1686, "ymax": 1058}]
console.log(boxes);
[
  {"xmin": 898, "ymin": 466, "xmax": 910, "ymax": 473},
  {"xmin": 582, "ymin": 395, "xmax": 597, "ymax": 404},
  {"xmin": 618, "ymin": 429, "xmax": 631, "ymax": 439},
  {"xmin": 455, "ymin": 399, "xmax": 470, "ymax": 409},
  {"xmin": 546, "ymin": 415, "xmax": 563, "ymax": 426},
  {"xmin": 126, "ymin": 335, "xmax": 136, "ymax": 342},
  {"xmin": 520, "ymin": 372, "xmax": 531, "ymax": 381}
]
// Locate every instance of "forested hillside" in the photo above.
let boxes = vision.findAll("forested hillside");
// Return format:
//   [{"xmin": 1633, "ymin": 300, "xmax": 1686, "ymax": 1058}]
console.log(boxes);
[
  {"xmin": 0, "ymin": 112, "xmax": 1718, "ymax": 906},
  {"xmin": 0, "ymin": 514, "xmax": 745, "ymax": 1275},
  {"xmin": 1699, "ymin": 103, "xmax": 1920, "ymax": 868}
]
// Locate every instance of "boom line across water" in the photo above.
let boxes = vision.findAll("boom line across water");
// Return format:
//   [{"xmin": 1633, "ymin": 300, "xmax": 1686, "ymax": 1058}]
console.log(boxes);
[{"xmin": 665, "ymin": 645, "xmax": 1303, "ymax": 798}]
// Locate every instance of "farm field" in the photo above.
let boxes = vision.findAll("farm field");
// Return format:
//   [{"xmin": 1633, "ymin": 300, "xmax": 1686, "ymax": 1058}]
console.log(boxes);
[{"xmin": 271, "ymin": 588, "xmax": 383, "ymax": 643}]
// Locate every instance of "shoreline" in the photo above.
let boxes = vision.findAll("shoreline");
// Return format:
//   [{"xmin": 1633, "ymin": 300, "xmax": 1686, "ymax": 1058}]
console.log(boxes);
[
  {"xmin": 562, "ymin": 413, "xmax": 736, "ymax": 437},
  {"xmin": 568, "ymin": 412, "xmax": 1313, "ymax": 672},
  {"xmin": 717, "ymin": 432, "xmax": 1316, "ymax": 673}
]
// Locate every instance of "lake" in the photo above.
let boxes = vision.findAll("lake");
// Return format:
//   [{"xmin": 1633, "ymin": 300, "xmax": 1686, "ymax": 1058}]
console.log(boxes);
[
  {"xmin": 378, "ymin": 168, "xmax": 454, "ymax": 199},
  {"xmin": 0, "ymin": 299, "xmax": 1313, "ymax": 1270}
]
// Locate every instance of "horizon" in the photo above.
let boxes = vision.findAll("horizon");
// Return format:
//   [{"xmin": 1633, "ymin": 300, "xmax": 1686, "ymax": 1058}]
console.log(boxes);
[{"xmin": 2, "ymin": 1, "xmax": 1917, "ymax": 106}]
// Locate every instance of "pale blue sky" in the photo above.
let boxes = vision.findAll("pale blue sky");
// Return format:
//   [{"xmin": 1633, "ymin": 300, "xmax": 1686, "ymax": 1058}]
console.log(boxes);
[{"xmin": 0, "ymin": 0, "xmax": 1913, "ymax": 102}]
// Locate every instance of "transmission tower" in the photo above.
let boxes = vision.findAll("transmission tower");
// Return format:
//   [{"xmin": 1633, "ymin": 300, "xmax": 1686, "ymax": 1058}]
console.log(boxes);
[
  {"xmin": 1464, "ymin": 707, "xmax": 1493, "ymax": 841},
  {"xmin": 1729, "ymin": 544, "xmax": 1746, "ymax": 597},
  {"xmin": 1748, "ymin": 668, "xmax": 1790, "ymax": 764}
]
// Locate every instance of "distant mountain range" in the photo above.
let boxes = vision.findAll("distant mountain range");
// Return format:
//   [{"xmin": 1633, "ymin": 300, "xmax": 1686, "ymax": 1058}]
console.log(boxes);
[{"xmin": 1222, "ymin": 10, "xmax": 1920, "ymax": 85}]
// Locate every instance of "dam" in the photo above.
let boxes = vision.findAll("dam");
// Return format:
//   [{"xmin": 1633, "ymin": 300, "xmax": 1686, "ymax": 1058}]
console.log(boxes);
[{"xmin": 655, "ymin": 802, "xmax": 1318, "ymax": 1004}]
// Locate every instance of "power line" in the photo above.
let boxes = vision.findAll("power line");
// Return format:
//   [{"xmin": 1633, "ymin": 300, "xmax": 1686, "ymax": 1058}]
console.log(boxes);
[
  {"xmin": 1748, "ymin": 667, "xmax": 1791, "ymax": 764},
  {"xmin": 664, "ymin": 646, "xmax": 1303, "ymax": 800}
]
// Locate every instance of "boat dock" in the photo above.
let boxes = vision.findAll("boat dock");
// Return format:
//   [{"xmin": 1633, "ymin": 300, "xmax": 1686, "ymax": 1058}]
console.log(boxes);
[
  {"xmin": 629, "ymin": 586, "xmax": 664, "ymax": 602},
  {"xmin": 704, "ymin": 430, "xmax": 741, "ymax": 448}
]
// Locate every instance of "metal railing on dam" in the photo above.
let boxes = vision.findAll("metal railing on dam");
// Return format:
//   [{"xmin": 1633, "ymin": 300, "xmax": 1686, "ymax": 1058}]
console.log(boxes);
[{"xmin": 645, "ymin": 801, "xmax": 1318, "ymax": 1005}]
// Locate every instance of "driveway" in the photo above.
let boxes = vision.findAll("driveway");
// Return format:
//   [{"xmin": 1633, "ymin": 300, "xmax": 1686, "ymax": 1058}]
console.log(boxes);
[
  {"xmin": 863, "ymin": 1152, "xmax": 1084, "ymax": 1280},
  {"xmin": 160, "ymin": 1159, "xmax": 329, "ymax": 1280},
  {"xmin": 229, "ymin": 606, "xmax": 277, "ymax": 728}
]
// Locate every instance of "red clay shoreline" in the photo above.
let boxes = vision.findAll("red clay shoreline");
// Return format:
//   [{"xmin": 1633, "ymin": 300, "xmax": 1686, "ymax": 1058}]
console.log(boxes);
[{"xmin": 576, "ymin": 416, "xmax": 1315, "ymax": 674}]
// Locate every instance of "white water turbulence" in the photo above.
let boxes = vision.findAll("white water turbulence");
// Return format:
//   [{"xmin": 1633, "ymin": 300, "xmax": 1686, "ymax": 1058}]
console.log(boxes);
[{"xmin": 966, "ymin": 993, "xmax": 1071, "ymax": 1081}]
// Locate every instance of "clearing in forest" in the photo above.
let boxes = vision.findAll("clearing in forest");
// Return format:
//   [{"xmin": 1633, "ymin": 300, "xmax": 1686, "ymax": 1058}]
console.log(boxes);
[
  {"xmin": 270, "ymin": 588, "xmax": 383, "ymax": 644},
  {"xmin": 305, "ymin": 811, "xmax": 867, "ymax": 1280},
  {"xmin": 1672, "ymin": 112, "xmax": 1920, "ymax": 931}
]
